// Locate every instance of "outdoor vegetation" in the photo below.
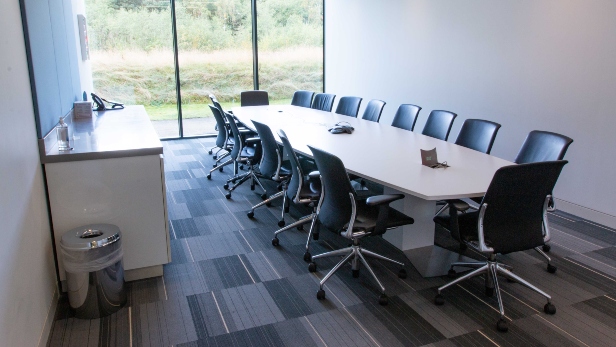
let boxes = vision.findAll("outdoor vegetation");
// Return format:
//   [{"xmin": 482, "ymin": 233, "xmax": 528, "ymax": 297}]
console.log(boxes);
[{"xmin": 85, "ymin": 0, "xmax": 323, "ymax": 122}]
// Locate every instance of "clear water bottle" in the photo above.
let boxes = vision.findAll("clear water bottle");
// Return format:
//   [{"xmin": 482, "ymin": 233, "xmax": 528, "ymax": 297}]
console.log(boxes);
[{"xmin": 57, "ymin": 117, "xmax": 70, "ymax": 151}]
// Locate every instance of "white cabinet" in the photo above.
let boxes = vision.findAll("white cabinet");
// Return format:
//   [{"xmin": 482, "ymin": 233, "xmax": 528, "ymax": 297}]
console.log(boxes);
[{"xmin": 46, "ymin": 154, "xmax": 170, "ymax": 282}]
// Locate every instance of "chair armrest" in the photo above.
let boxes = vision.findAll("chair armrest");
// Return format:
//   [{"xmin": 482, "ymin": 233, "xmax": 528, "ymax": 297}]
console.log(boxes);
[
  {"xmin": 308, "ymin": 171, "xmax": 320, "ymax": 179},
  {"xmin": 366, "ymin": 194, "xmax": 404, "ymax": 206},
  {"xmin": 245, "ymin": 137, "xmax": 260, "ymax": 145},
  {"xmin": 447, "ymin": 199, "xmax": 470, "ymax": 212}
]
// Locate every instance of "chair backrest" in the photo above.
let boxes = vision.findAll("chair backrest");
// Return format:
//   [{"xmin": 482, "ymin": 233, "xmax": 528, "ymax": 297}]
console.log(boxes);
[
  {"xmin": 391, "ymin": 104, "xmax": 421, "ymax": 131},
  {"xmin": 278, "ymin": 129, "xmax": 304, "ymax": 200},
  {"xmin": 481, "ymin": 160, "xmax": 567, "ymax": 254},
  {"xmin": 514, "ymin": 130, "xmax": 573, "ymax": 164},
  {"xmin": 454, "ymin": 119, "xmax": 502, "ymax": 154},
  {"xmin": 421, "ymin": 110, "xmax": 457, "ymax": 141},
  {"xmin": 209, "ymin": 94, "xmax": 226, "ymax": 116},
  {"xmin": 241, "ymin": 90, "xmax": 269, "ymax": 106},
  {"xmin": 291, "ymin": 90, "xmax": 314, "ymax": 108},
  {"xmin": 224, "ymin": 112, "xmax": 242, "ymax": 159},
  {"xmin": 311, "ymin": 93, "xmax": 336, "ymax": 112},
  {"xmin": 208, "ymin": 105, "xmax": 228, "ymax": 148},
  {"xmin": 308, "ymin": 146, "xmax": 355, "ymax": 231},
  {"xmin": 362, "ymin": 99, "xmax": 386, "ymax": 122},
  {"xmin": 335, "ymin": 96, "xmax": 362, "ymax": 118},
  {"xmin": 252, "ymin": 120, "xmax": 280, "ymax": 179}
]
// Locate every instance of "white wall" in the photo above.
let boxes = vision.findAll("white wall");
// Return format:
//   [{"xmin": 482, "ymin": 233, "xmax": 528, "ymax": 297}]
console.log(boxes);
[
  {"xmin": 325, "ymin": 0, "xmax": 616, "ymax": 226},
  {"xmin": 0, "ymin": 1, "xmax": 58, "ymax": 346}
]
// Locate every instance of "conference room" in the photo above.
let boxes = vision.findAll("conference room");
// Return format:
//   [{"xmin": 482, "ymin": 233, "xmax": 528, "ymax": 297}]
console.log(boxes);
[{"xmin": 4, "ymin": 0, "xmax": 616, "ymax": 346}]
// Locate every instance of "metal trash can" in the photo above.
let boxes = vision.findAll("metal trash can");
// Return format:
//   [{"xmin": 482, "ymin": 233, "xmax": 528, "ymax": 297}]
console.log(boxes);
[{"xmin": 60, "ymin": 224, "xmax": 127, "ymax": 319}]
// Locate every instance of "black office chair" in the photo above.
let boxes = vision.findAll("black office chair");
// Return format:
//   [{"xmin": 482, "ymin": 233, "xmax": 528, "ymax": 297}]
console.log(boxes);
[
  {"xmin": 291, "ymin": 90, "xmax": 314, "ymax": 108},
  {"xmin": 391, "ymin": 104, "xmax": 421, "ymax": 131},
  {"xmin": 206, "ymin": 103, "xmax": 231, "ymax": 162},
  {"xmin": 244, "ymin": 121, "xmax": 291, "ymax": 223},
  {"xmin": 434, "ymin": 160, "xmax": 568, "ymax": 332},
  {"xmin": 361, "ymin": 99, "xmax": 386, "ymax": 122},
  {"xmin": 421, "ymin": 110, "xmax": 457, "ymax": 141},
  {"xmin": 435, "ymin": 118, "xmax": 502, "ymax": 218},
  {"xmin": 311, "ymin": 93, "xmax": 336, "ymax": 112},
  {"xmin": 218, "ymin": 113, "xmax": 264, "ymax": 199},
  {"xmin": 455, "ymin": 119, "xmax": 501, "ymax": 154},
  {"xmin": 261, "ymin": 130, "xmax": 321, "ymax": 261},
  {"xmin": 241, "ymin": 90, "xmax": 269, "ymax": 106},
  {"xmin": 515, "ymin": 130, "xmax": 573, "ymax": 165},
  {"xmin": 205, "ymin": 105, "xmax": 238, "ymax": 178},
  {"xmin": 335, "ymin": 96, "xmax": 362, "ymax": 118},
  {"xmin": 307, "ymin": 146, "xmax": 414, "ymax": 305}
]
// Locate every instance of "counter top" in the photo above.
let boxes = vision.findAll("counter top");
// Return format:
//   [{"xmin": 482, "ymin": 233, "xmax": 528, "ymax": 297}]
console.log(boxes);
[{"xmin": 40, "ymin": 105, "xmax": 163, "ymax": 164}]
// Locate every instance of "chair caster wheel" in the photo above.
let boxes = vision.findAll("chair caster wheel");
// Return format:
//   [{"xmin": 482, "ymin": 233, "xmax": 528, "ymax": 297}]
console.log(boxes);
[
  {"xmin": 547, "ymin": 264, "xmax": 557, "ymax": 274},
  {"xmin": 447, "ymin": 269, "xmax": 457, "ymax": 278},
  {"xmin": 247, "ymin": 211, "xmax": 254, "ymax": 218},
  {"xmin": 434, "ymin": 294, "xmax": 444, "ymax": 306},
  {"xmin": 303, "ymin": 252, "xmax": 311, "ymax": 262},
  {"xmin": 497, "ymin": 318, "xmax": 509, "ymax": 332},
  {"xmin": 485, "ymin": 287, "xmax": 494, "ymax": 297},
  {"xmin": 250, "ymin": 185, "xmax": 255, "ymax": 191},
  {"xmin": 239, "ymin": 165, "xmax": 244, "ymax": 170},
  {"xmin": 312, "ymin": 232, "xmax": 319, "ymax": 241},
  {"xmin": 219, "ymin": 167, "xmax": 223, "ymax": 172},
  {"xmin": 543, "ymin": 244, "xmax": 551, "ymax": 252},
  {"xmin": 308, "ymin": 262, "xmax": 317, "ymax": 272},
  {"xmin": 379, "ymin": 294, "xmax": 388, "ymax": 306},
  {"xmin": 231, "ymin": 178, "xmax": 237, "ymax": 184},
  {"xmin": 261, "ymin": 193, "xmax": 267, "ymax": 200},
  {"xmin": 212, "ymin": 155, "xmax": 217, "ymax": 160},
  {"xmin": 208, "ymin": 150, "xmax": 213, "ymax": 155},
  {"xmin": 544, "ymin": 302, "xmax": 556, "ymax": 314},
  {"xmin": 317, "ymin": 289, "xmax": 325, "ymax": 300},
  {"xmin": 278, "ymin": 220, "xmax": 285, "ymax": 227},
  {"xmin": 223, "ymin": 184, "xmax": 229, "ymax": 190},
  {"xmin": 297, "ymin": 225, "xmax": 304, "ymax": 231},
  {"xmin": 206, "ymin": 174, "xmax": 212, "ymax": 180},
  {"xmin": 213, "ymin": 164, "xmax": 217, "ymax": 168},
  {"xmin": 225, "ymin": 193, "xmax": 231, "ymax": 199},
  {"xmin": 398, "ymin": 269, "xmax": 407, "ymax": 279},
  {"xmin": 271, "ymin": 237, "xmax": 279, "ymax": 247},
  {"xmin": 265, "ymin": 202, "xmax": 272, "ymax": 207},
  {"xmin": 352, "ymin": 269, "xmax": 359, "ymax": 278}
]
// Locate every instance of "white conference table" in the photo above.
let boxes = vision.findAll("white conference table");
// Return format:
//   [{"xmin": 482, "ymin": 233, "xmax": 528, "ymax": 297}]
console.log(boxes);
[{"xmin": 232, "ymin": 105, "xmax": 513, "ymax": 277}]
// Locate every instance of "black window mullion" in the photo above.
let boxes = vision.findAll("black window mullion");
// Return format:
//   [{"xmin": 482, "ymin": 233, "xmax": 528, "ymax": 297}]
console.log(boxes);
[
  {"xmin": 170, "ymin": 0, "xmax": 183, "ymax": 137},
  {"xmin": 251, "ymin": 0, "xmax": 259, "ymax": 90}
]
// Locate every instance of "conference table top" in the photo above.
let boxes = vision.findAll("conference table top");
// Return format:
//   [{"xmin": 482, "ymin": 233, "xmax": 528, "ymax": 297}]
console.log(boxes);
[{"xmin": 232, "ymin": 105, "xmax": 513, "ymax": 201}]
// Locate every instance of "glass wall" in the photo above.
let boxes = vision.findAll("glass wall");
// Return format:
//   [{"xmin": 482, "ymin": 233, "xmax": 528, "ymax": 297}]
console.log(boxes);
[
  {"xmin": 85, "ymin": 0, "xmax": 323, "ymax": 139},
  {"xmin": 85, "ymin": 0, "xmax": 179, "ymax": 138},
  {"xmin": 257, "ymin": 0, "xmax": 324, "ymax": 104},
  {"xmin": 176, "ymin": 0, "xmax": 254, "ymax": 137}
]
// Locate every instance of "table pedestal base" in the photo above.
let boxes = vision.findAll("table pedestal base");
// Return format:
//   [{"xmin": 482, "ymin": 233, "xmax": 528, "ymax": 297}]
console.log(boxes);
[{"xmin": 381, "ymin": 188, "xmax": 475, "ymax": 277}]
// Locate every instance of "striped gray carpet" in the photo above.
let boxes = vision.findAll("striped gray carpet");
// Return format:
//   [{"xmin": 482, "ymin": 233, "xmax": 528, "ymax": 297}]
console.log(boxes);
[{"xmin": 48, "ymin": 138, "xmax": 616, "ymax": 347}]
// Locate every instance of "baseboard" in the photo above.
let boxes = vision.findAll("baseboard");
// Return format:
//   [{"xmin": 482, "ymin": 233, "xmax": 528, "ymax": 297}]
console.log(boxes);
[
  {"xmin": 555, "ymin": 198, "xmax": 616, "ymax": 229},
  {"xmin": 37, "ymin": 286, "xmax": 59, "ymax": 347}
]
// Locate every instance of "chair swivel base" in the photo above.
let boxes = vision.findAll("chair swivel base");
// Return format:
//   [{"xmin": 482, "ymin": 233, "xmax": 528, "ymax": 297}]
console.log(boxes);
[
  {"xmin": 434, "ymin": 258, "xmax": 556, "ymax": 332},
  {"xmin": 308, "ymin": 241, "xmax": 407, "ymax": 305}
]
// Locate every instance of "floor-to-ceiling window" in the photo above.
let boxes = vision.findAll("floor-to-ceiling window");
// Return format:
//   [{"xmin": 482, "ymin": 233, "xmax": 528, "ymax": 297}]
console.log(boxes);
[
  {"xmin": 85, "ymin": 0, "xmax": 323, "ymax": 139},
  {"xmin": 257, "ymin": 0, "xmax": 323, "ymax": 104}
]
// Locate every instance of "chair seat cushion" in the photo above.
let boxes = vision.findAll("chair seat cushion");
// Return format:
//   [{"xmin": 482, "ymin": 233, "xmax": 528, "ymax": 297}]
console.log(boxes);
[{"xmin": 352, "ymin": 202, "xmax": 414, "ymax": 235}]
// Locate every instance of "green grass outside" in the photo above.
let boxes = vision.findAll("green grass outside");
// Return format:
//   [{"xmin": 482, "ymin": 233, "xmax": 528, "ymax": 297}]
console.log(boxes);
[{"xmin": 144, "ymin": 98, "xmax": 292, "ymax": 121}]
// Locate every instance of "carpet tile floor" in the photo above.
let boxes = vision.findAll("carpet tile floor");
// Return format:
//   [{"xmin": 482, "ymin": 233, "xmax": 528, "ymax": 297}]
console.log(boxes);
[{"xmin": 48, "ymin": 138, "xmax": 616, "ymax": 347}]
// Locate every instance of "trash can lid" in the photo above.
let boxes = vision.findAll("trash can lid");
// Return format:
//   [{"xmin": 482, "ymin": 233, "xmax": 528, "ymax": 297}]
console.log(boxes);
[{"xmin": 60, "ymin": 223, "xmax": 121, "ymax": 250}]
